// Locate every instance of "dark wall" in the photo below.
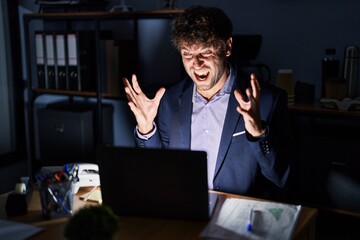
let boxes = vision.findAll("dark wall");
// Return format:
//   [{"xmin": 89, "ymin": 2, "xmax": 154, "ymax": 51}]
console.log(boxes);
[{"xmin": 126, "ymin": 0, "xmax": 360, "ymax": 99}]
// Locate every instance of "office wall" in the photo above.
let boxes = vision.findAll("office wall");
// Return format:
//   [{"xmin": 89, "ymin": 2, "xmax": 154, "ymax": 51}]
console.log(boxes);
[
  {"xmin": 18, "ymin": 0, "xmax": 360, "ymax": 148},
  {"xmin": 125, "ymin": 0, "xmax": 360, "ymax": 100}
]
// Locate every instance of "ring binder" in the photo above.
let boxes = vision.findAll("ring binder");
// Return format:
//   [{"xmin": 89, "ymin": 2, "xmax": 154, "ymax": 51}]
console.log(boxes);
[
  {"xmin": 56, "ymin": 33, "xmax": 67, "ymax": 90},
  {"xmin": 35, "ymin": 32, "xmax": 46, "ymax": 89},
  {"xmin": 67, "ymin": 31, "xmax": 96, "ymax": 91},
  {"xmin": 45, "ymin": 33, "xmax": 56, "ymax": 89}
]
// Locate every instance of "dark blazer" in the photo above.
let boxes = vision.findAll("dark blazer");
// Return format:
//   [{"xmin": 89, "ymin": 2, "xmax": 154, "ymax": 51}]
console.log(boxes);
[{"xmin": 135, "ymin": 68, "xmax": 292, "ymax": 200}]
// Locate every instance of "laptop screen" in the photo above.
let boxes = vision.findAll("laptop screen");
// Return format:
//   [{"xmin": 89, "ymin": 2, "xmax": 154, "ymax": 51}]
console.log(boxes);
[{"xmin": 96, "ymin": 146, "xmax": 215, "ymax": 221}]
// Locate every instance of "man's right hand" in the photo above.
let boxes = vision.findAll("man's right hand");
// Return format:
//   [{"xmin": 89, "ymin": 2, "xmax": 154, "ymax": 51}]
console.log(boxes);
[{"xmin": 123, "ymin": 74, "xmax": 166, "ymax": 135}]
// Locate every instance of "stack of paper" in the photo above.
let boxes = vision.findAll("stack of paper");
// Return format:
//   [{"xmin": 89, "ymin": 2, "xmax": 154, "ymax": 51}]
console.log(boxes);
[{"xmin": 201, "ymin": 198, "xmax": 301, "ymax": 240}]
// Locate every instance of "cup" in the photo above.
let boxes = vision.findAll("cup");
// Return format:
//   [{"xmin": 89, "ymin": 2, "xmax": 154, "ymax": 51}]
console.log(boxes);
[{"xmin": 276, "ymin": 69, "xmax": 295, "ymax": 96}]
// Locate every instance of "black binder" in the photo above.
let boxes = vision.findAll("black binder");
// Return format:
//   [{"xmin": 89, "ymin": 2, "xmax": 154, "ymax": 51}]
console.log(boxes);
[
  {"xmin": 45, "ymin": 33, "xmax": 56, "ymax": 89},
  {"xmin": 67, "ymin": 31, "xmax": 96, "ymax": 91},
  {"xmin": 35, "ymin": 32, "xmax": 46, "ymax": 89},
  {"xmin": 55, "ymin": 33, "xmax": 67, "ymax": 90}
]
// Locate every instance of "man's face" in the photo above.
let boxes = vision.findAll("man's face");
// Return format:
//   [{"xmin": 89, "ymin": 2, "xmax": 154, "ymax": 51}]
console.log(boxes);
[{"xmin": 180, "ymin": 42, "xmax": 230, "ymax": 96}]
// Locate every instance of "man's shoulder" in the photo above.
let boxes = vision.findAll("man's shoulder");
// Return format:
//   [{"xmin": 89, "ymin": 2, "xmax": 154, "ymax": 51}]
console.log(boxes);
[{"xmin": 164, "ymin": 77, "xmax": 193, "ymax": 97}]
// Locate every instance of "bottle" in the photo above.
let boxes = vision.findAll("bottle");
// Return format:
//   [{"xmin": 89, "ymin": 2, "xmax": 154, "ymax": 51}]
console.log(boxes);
[
  {"xmin": 343, "ymin": 45, "xmax": 359, "ymax": 99},
  {"xmin": 321, "ymin": 48, "xmax": 340, "ymax": 98}
]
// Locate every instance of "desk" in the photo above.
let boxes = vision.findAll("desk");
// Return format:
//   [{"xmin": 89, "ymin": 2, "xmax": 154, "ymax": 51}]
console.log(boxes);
[{"xmin": 1, "ymin": 187, "xmax": 317, "ymax": 240}]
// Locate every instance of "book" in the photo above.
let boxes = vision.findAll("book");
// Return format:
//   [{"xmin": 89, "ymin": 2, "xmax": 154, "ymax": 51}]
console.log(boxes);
[{"xmin": 100, "ymin": 32, "xmax": 121, "ymax": 96}]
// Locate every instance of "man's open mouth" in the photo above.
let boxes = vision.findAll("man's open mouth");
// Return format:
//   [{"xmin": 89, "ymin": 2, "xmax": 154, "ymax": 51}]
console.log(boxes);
[{"xmin": 194, "ymin": 71, "xmax": 209, "ymax": 81}]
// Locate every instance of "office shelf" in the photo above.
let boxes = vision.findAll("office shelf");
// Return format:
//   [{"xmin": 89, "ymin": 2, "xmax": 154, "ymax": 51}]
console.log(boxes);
[{"xmin": 23, "ymin": 9, "xmax": 184, "ymax": 172}]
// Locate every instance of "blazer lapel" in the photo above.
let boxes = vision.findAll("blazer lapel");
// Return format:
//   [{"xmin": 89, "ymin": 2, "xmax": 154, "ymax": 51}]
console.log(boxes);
[
  {"xmin": 214, "ymin": 77, "xmax": 245, "ymax": 178},
  {"xmin": 173, "ymin": 82, "xmax": 194, "ymax": 149}
]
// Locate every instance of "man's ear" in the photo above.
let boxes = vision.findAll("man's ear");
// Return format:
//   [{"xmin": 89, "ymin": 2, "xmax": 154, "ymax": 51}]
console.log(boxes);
[{"xmin": 226, "ymin": 37, "xmax": 233, "ymax": 57}]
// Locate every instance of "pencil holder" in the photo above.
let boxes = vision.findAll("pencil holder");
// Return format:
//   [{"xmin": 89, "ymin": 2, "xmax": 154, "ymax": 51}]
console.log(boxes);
[
  {"xmin": 36, "ymin": 164, "xmax": 79, "ymax": 219},
  {"xmin": 38, "ymin": 180, "xmax": 74, "ymax": 218}
]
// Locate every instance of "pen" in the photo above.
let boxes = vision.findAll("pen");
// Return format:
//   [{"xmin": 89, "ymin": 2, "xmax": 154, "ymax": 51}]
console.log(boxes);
[
  {"xmin": 47, "ymin": 187, "xmax": 71, "ymax": 214},
  {"xmin": 246, "ymin": 208, "xmax": 253, "ymax": 232}
]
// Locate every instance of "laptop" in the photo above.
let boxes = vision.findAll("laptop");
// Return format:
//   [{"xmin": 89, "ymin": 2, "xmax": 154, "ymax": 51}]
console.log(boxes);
[{"xmin": 96, "ymin": 146, "xmax": 217, "ymax": 221}]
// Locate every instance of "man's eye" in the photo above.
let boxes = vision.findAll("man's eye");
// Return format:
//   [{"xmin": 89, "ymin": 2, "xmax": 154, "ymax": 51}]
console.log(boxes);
[
  {"xmin": 182, "ymin": 52, "xmax": 192, "ymax": 58},
  {"xmin": 201, "ymin": 51, "xmax": 212, "ymax": 57}
]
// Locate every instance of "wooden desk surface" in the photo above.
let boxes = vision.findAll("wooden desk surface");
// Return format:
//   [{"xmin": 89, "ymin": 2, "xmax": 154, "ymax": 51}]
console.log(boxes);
[{"xmin": 1, "ymin": 187, "xmax": 317, "ymax": 240}]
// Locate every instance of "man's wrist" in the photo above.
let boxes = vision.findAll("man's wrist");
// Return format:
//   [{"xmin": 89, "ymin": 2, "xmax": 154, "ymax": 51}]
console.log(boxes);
[
  {"xmin": 246, "ymin": 121, "xmax": 269, "ymax": 141},
  {"xmin": 138, "ymin": 124, "xmax": 155, "ymax": 135},
  {"xmin": 136, "ymin": 123, "xmax": 156, "ymax": 140}
]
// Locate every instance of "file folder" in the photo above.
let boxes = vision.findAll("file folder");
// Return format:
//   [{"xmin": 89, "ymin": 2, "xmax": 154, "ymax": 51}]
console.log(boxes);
[
  {"xmin": 45, "ymin": 33, "xmax": 56, "ymax": 89},
  {"xmin": 35, "ymin": 32, "xmax": 46, "ymax": 89},
  {"xmin": 56, "ymin": 33, "xmax": 67, "ymax": 90},
  {"xmin": 66, "ymin": 31, "xmax": 96, "ymax": 91},
  {"xmin": 78, "ymin": 31, "xmax": 96, "ymax": 91},
  {"xmin": 67, "ymin": 33, "xmax": 80, "ymax": 91}
]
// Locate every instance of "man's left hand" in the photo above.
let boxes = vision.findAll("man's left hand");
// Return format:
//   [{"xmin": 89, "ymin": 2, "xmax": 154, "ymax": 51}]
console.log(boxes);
[{"xmin": 234, "ymin": 73, "xmax": 265, "ymax": 137}]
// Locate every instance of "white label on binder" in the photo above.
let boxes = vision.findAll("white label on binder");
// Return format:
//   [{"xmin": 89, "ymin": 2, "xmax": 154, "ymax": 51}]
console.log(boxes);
[
  {"xmin": 35, "ymin": 33, "xmax": 44, "ymax": 65},
  {"xmin": 45, "ymin": 35, "xmax": 55, "ymax": 66},
  {"xmin": 56, "ymin": 34, "xmax": 66, "ymax": 66},
  {"xmin": 67, "ymin": 33, "xmax": 78, "ymax": 66}
]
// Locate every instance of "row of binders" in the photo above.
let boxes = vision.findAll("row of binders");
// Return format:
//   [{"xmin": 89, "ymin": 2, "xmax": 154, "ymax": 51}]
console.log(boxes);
[{"xmin": 35, "ymin": 31, "xmax": 96, "ymax": 91}]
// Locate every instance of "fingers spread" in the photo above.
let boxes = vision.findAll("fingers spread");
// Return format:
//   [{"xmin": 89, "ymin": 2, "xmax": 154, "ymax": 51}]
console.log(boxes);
[
  {"xmin": 131, "ymin": 74, "xmax": 143, "ymax": 94},
  {"xmin": 250, "ymin": 73, "xmax": 261, "ymax": 99},
  {"xmin": 154, "ymin": 87, "xmax": 166, "ymax": 103}
]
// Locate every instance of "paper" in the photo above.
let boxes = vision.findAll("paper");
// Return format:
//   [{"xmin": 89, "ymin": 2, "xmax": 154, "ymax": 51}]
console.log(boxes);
[
  {"xmin": 79, "ymin": 189, "xmax": 102, "ymax": 204},
  {"xmin": 201, "ymin": 198, "xmax": 301, "ymax": 240},
  {"xmin": 0, "ymin": 219, "xmax": 43, "ymax": 240}
]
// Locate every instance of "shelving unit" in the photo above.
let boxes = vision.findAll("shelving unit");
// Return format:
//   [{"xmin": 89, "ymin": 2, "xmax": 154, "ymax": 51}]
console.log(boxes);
[
  {"xmin": 288, "ymin": 103, "xmax": 360, "ymax": 215},
  {"xmin": 23, "ymin": 9, "xmax": 184, "ymax": 172}
]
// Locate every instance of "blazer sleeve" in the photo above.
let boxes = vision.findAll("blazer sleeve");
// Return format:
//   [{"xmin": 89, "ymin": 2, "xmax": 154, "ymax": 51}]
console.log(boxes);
[{"xmin": 247, "ymin": 85, "xmax": 292, "ymax": 188}]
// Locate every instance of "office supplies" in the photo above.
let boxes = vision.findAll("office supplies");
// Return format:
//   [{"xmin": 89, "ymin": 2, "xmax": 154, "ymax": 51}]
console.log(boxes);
[
  {"xmin": 5, "ymin": 177, "xmax": 33, "ymax": 216},
  {"xmin": 79, "ymin": 188, "xmax": 102, "ymax": 203},
  {"xmin": 66, "ymin": 32, "xmax": 79, "ymax": 90},
  {"xmin": 55, "ymin": 33, "xmax": 67, "ymax": 90},
  {"xmin": 36, "ymin": 164, "xmax": 79, "ymax": 218},
  {"xmin": 35, "ymin": 32, "xmax": 46, "ymax": 88},
  {"xmin": 45, "ymin": 33, "xmax": 56, "ymax": 89},
  {"xmin": 73, "ymin": 163, "xmax": 100, "ymax": 194},
  {"xmin": 246, "ymin": 208, "xmax": 253, "ymax": 232},
  {"xmin": 201, "ymin": 198, "xmax": 302, "ymax": 240},
  {"xmin": 81, "ymin": 186, "xmax": 98, "ymax": 201},
  {"xmin": 96, "ymin": 146, "xmax": 217, "ymax": 221},
  {"xmin": 66, "ymin": 31, "xmax": 96, "ymax": 91}
]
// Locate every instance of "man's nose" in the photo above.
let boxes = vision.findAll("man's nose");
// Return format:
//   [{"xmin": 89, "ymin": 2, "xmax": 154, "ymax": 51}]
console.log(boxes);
[{"xmin": 193, "ymin": 55, "xmax": 204, "ymax": 68}]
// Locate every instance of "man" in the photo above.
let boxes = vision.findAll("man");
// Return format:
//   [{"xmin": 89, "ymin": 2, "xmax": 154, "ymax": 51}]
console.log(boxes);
[{"xmin": 123, "ymin": 6, "xmax": 291, "ymax": 200}]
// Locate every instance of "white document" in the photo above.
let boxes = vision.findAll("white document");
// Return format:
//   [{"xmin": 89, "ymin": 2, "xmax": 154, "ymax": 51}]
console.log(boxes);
[
  {"xmin": 0, "ymin": 219, "xmax": 43, "ymax": 240},
  {"xmin": 201, "ymin": 198, "xmax": 301, "ymax": 240}
]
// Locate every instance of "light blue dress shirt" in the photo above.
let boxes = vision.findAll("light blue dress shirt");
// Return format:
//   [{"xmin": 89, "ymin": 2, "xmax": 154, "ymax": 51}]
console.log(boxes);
[{"xmin": 191, "ymin": 67, "xmax": 234, "ymax": 189}]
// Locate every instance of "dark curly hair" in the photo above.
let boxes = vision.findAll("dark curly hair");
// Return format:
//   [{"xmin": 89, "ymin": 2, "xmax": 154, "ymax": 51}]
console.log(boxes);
[{"xmin": 171, "ymin": 6, "xmax": 233, "ymax": 56}]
